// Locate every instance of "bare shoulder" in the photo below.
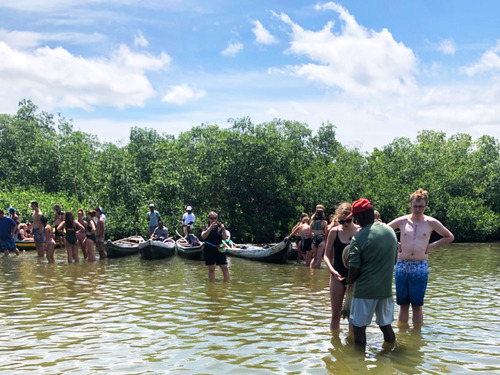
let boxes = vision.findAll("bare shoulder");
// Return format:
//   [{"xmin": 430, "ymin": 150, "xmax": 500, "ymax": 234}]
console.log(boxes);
[{"xmin": 387, "ymin": 215, "xmax": 409, "ymax": 229}]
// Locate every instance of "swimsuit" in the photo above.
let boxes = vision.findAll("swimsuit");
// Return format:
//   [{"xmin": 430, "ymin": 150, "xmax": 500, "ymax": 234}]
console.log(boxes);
[
  {"xmin": 86, "ymin": 222, "xmax": 97, "ymax": 242},
  {"xmin": 301, "ymin": 238, "xmax": 312, "ymax": 252},
  {"xmin": 33, "ymin": 227, "xmax": 45, "ymax": 244},
  {"xmin": 312, "ymin": 220, "xmax": 325, "ymax": 246},
  {"xmin": 333, "ymin": 233, "xmax": 350, "ymax": 285},
  {"xmin": 65, "ymin": 227, "xmax": 78, "ymax": 245},
  {"xmin": 395, "ymin": 259, "xmax": 429, "ymax": 306}
]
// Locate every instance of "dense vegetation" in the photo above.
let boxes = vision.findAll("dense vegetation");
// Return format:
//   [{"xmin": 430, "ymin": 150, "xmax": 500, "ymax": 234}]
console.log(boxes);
[{"xmin": 1, "ymin": 100, "xmax": 499, "ymax": 242}]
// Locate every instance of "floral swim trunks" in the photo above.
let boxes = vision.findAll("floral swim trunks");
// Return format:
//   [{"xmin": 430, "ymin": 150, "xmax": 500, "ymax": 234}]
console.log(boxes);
[{"xmin": 395, "ymin": 259, "xmax": 429, "ymax": 306}]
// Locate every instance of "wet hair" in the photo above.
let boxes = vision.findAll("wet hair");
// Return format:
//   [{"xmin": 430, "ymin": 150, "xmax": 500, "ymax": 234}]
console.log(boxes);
[
  {"xmin": 87, "ymin": 210, "xmax": 96, "ymax": 218},
  {"xmin": 333, "ymin": 202, "xmax": 352, "ymax": 222},
  {"xmin": 65, "ymin": 211, "xmax": 75, "ymax": 228},
  {"xmin": 40, "ymin": 215, "xmax": 48, "ymax": 227},
  {"xmin": 410, "ymin": 189, "xmax": 429, "ymax": 204}
]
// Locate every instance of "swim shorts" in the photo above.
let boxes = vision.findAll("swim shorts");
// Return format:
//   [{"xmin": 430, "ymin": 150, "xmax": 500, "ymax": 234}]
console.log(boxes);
[
  {"xmin": 350, "ymin": 297, "xmax": 394, "ymax": 327},
  {"xmin": 301, "ymin": 238, "xmax": 312, "ymax": 252},
  {"xmin": 0, "ymin": 237, "xmax": 16, "ymax": 251},
  {"xmin": 33, "ymin": 227, "xmax": 46, "ymax": 244},
  {"xmin": 203, "ymin": 243, "xmax": 227, "ymax": 266},
  {"xmin": 395, "ymin": 259, "xmax": 429, "ymax": 306}
]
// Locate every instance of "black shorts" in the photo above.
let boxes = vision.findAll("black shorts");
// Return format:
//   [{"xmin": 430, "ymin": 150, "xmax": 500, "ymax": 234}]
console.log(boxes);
[
  {"xmin": 203, "ymin": 244, "xmax": 227, "ymax": 266},
  {"xmin": 301, "ymin": 238, "xmax": 312, "ymax": 252},
  {"xmin": 54, "ymin": 229, "xmax": 65, "ymax": 237}
]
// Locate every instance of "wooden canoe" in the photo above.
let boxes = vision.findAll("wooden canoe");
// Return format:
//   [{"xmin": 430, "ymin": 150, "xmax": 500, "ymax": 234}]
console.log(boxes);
[
  {"xmin": 105, "ymin": 236, "xmax": 145, "ymax": 258},
  {"xmin": 139, "ymin": 239, "xmax": 175, "ymax": 260},
  {"xmin": 175, "ymin": 238, "xmax": 204, "ymax": 260},
  {"xmin": 225, "ymin": 239, "xmax": 290, "ymax": 263}
]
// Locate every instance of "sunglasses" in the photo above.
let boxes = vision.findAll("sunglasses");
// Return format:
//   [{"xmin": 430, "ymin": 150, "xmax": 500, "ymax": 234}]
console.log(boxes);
[
  {"xmin": 412, "ymin": 205, "xmax": 426, "ymax": 209},
  {"xmin": 208, "ymin": 216, "xmax": 217, "ymax": 220},
  {"xmin": 338, "ymin": 218, "xmax": 352, "ymax": 225}
]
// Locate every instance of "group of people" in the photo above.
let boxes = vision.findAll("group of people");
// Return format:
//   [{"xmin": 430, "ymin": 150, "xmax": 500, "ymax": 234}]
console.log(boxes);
[
  {"xmin": 287, "ymin": 189, "xmax": 454, "ymax": 347},
  {"xmin": 0, "ymin": 201, "xmax": 107, "ymax": 263},
  {"xmin": 148, "ymin": 204, "xmax": 231, "ymax": 282}
]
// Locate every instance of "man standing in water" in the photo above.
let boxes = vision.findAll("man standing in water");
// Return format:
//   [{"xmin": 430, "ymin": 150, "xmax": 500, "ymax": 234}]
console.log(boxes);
[
  {"xmin": 0, "ymin": 209, "xmax": 20, "ymax": 256},
  {"xmin": 347, "ymin": 198, "xmax": 398, "ymax": 347},
  {"xmin": 388, "ymin": 189, "xmax": 454, "ymax": 327},
  {"xmin": 95, "ymin": 207, "xmax": 106, "ymax": 260},
  {"xmin": 31, "ymin": 201, "xmax": 45, "ymax": 257},
  {"xmin": 147, "ymin": 204, "xmax": 161, "ymax": 238}
]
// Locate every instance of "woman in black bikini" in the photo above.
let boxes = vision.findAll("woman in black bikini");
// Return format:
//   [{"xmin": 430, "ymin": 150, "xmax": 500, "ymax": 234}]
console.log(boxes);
[
  {"xmin": 85, "ymin": 210, "xmax": 97, "ymax": 262},
  {"xmin": 324, "ymin": 202, "xmax": 360, "ymax": 331},
  {"xmin": 310, "ymin": 204, "xmax": 328, "ymax": 269},
  {"xmin": 57, "ymin": 211, "xmax": 86, "ymax": 263}
]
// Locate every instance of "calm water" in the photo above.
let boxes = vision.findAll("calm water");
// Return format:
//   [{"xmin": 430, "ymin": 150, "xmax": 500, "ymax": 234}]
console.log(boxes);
[{"xmin": 0, "ymin": 243, "xmax": 498, "ymax": 374}]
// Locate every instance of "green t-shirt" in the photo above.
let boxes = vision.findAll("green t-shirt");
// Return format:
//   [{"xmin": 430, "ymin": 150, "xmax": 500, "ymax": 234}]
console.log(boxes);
[{"xmin": 348, "ymin": 222, "xmax": 398, "ymax": 299}]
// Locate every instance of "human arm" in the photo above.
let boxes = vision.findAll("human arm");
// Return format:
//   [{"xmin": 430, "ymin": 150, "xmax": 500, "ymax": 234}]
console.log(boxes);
[
  {"xmin": 346, "ymin": 237, "xmax": 361, "ymax": 285},
  {"xmin": 57, "ymin": 221, "xmax": 65, "ymax": 232},
  {"xmin": 74, "ymin": 221, "xmax": 86, "ymax": 231},
  {"xmin": 426, "ymin": 219, "xmax": 455, "ymax": 254},
  {"xmin": 323, "ymin": 228, "xmax": 344, "ymax": 281},
  {"xmin": 387, "ymin": 217, "xmax": 405, "ymax": 253}
]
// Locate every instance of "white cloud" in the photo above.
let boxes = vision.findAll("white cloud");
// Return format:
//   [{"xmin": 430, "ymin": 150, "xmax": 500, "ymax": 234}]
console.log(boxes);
[
  {"xmin": 462, "ymin": 41, "xmax": 500, "ymax": 75},
  {"xmin": 162, "ymin": 84, "xmax": 206, "ymax": 105},
  {"xmin": 436, "ymin": 38, "xmax": 456, "ymax": 55},
  {"xmin": 134, "ymin": 31, "xmax": 149, "ymax": 47},
  {"xmin": 0, "ymin": 29, "xmax": 106, "ymax": 48},
  {"xmin": 221, "ymin": 41, "xmax": 243, "ymax": 57},
  {"xmin": 276, "ymin": 2, "xmax": 418, "ymax": 96},
  {"xmin": 251, "ymin": 20, "xmax": 278, "ymax": 45},
  {"xmin": 0, "ymin": 41, "xmax": 171, "ymax": 110}
]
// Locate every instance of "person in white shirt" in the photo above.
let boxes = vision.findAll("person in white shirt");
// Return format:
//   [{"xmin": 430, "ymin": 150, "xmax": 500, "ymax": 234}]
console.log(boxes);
[{"xmin": 182, "ymin": 206, "xmax": 195, "ymax": 236}]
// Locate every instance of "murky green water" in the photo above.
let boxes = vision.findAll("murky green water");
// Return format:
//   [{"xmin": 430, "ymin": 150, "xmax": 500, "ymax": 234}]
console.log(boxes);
[{"xmin": 0, "ymin": 243, "xmax": 498, "ymax": 374}]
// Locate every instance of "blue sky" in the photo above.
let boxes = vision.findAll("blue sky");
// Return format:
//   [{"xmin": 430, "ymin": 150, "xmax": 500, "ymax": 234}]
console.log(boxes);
[{"xmin": 1, "ymin": 0, "xmax": 499, "ymax": 151}]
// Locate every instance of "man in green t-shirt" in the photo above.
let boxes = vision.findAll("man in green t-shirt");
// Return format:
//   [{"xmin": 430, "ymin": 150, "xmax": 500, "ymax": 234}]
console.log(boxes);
[{"xmin": 347, "ymin": 198, "xmax": 398, "ymax": 347}]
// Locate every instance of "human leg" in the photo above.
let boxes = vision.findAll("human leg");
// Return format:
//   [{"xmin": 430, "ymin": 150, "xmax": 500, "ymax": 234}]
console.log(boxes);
[
  {"xmin": 408, "ymin": 261, "xmax": 429, "ymax": 324},
  {"xmin": 65, "ymin": 240, "xmax": 74, "ymax": 263},
  {"xmin": 46, "ymin": 241, "xmax": 55, "ymax": 263},
  {"xmin": 86, "ymin": 238, "xmax": 96, "ymax": 262},
  {"xmin": 219, "ymin": 265, "xmax": 230, "ymax": 281},
  {"xmin": 380, "ymin": 324, "xmax": 395, "ymax": 343},
  {"xmin": 329, "ymin": 275, "xmax": 346, "ymax": 330},
  {"xmin": 208, "ymin": 265, "xmax": 216, "ymax": 281},
  {"xmin": 352, "ymin": 325, "xmax": 367, "ymax": 347},
  {"xmin": 97, "ymin": 240, "xmax": 106, "ymax": 259}
]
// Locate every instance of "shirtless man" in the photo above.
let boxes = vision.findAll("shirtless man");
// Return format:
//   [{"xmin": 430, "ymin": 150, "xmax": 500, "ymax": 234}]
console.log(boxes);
[
  {"xmin": 388, "ymin": 189, "xmax": 454, "ymax": 326},
  {"xmin": 95, "ymin": 207, "xmax": 106, "ymax": 260},
  {"xmin": 31, "ymin": 201, "xmax": 46, "ymax": 257}
]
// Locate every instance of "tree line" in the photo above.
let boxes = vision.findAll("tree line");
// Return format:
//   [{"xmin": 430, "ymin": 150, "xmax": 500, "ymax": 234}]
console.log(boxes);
[{"xmin": 1, "ymin": 99, "xmax": 498, "ymax": 242}]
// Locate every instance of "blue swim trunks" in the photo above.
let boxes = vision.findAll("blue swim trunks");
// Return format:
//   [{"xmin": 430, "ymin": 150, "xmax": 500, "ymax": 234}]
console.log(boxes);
[
  {"xmin": 395, "ymin": 259, "xmax": 429, "ymax": 306},
  {"xmin": 0, "ymin": 237, "xmax": 16, "ymax": 251}
]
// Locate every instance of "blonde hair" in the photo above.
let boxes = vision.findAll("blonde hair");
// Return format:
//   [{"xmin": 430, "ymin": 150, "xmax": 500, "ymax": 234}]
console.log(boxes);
[
  {"xmin": 410, "ymin": 189, "xmax": 429, "ymax": 204},
  {"xmin": 333, "ymin": 202, "xmax": 351, "ymax": 222},
  {"xmin": 312, "ymin": 204, "xmax": 326, "ymax": 220}
]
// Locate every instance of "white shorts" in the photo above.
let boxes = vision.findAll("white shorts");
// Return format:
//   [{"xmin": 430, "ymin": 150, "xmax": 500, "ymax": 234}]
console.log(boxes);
[{"xmin": 349, "ymin": 297, "xmax": 394, "ymax": 327}]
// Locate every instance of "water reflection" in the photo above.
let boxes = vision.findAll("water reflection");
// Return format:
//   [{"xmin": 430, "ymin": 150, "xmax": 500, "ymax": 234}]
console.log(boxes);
[{"xmin": 0, "ymin": 243, "xmax": 499, "ymax": 374}]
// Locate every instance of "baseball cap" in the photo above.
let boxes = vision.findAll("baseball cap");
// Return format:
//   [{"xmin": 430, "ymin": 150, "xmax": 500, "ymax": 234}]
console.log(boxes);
[{"xmin": 347, "ymin": 198, "xmax": 373, "ymax": 218}]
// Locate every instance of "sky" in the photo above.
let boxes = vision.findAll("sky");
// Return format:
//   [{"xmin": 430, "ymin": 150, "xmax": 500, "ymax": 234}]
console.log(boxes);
[{"xmin": 0, "ymin": 0, "xmax": 499, "ymax": 151}]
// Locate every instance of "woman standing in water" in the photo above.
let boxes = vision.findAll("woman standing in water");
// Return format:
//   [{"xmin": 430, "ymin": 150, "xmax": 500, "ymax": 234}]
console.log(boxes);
[
  {"xmin": 57, "ymin": 211, "xmax": 86, "ymax": 263},
  {"xmin": 324, "ymin": 202, "xmax": 360, "ymax": 331},
  {"xmin": 76, "ymin": 209, "xmax": 88, "ymax": 258},
  {"xmin": 40, "ymin": 216, "xmax": 55, "ymax": 264},
  {"xmin": 310, "ymin": 204, "xmax": 328, "ymax": 269},
  {"xmin": 85, "ymin": 210, "xmax": 97, "ymax": 262}
]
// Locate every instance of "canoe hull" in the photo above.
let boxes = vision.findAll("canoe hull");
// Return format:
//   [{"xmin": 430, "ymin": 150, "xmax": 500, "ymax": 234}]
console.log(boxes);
[
  {"xmin": 226, "ymin": 240, "xmax": 290, "ymax": 263},
  {"xmin": 139, "ymin": 239, "xmax": 175, "ymax": 260},
  {"xmin": 175, "ymin": 240, "xmax": 204, "ymax": 260},
  {"xmin": 15, "ymin": 240, "xmax": 37, "ymax": 250},
  {"xmin": 105, "ymin": 236, "xmax": 145, "ymax": 258}
]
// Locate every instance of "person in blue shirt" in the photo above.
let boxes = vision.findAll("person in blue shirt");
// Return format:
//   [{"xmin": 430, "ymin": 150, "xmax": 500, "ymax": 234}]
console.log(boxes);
[
  {"xmin": 0, "ymin": 209, "xmax": 20, "ymax": 256},
  {"xmin": 147, "ymin": 204, "xmax": 161, "ymax": 238}
]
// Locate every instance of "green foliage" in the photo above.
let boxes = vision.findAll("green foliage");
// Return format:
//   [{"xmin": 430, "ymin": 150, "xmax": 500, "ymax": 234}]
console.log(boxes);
[{"xmin": 1, "ymin": 100, "xmax": 499, "ymax": 242}]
